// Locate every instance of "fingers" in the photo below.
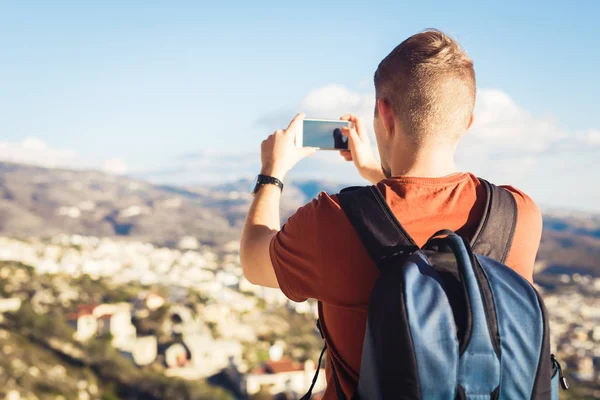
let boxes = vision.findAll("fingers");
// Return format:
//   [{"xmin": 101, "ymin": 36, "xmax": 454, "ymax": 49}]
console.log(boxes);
[
  {"xmin": 340, "ymin": 150, "xmax": 353, "ymax": 162},
  {"xmin": 341, "ymin": 126, "xmax": 360, "ymax": 143},
  {"xmin": 340, "ymin": 113, "xmax": 358, "ymax": 122},
  {"xmin": 340, "ymin": 114, "xmax": 369, "ymax": 141},
  {"xmin": 286, "ymin": 112, "xmax": 305, "ymax": 132}
]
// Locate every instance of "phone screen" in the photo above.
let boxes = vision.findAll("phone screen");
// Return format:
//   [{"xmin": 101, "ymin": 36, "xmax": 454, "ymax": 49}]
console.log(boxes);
[{"xmin": 302, "ymin": 119, "xmax": 351, "ymax": 150}]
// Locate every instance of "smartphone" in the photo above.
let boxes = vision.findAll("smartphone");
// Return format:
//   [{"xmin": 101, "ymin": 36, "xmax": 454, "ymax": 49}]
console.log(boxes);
[{"xmin": 296, "ymin": 119, "xmax": 353, "ymax": 150}]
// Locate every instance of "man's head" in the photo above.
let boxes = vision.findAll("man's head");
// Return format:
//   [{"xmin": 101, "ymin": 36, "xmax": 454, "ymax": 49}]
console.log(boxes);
[{"xmin": 373, "ymin": 29, "xmax": 476, "ymax": 175}]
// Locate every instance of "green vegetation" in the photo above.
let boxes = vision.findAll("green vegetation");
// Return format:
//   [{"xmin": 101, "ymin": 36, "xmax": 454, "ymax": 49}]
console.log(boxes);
[
  {"xmin": 9, "ymin": 302, "xmax": 75, "ymax": 341},
  {"xmin": 560, "ymin": 385, "xmax": 598, "ymax": 400},
  {"xmin": 272, "ymin": 304, "xmax": 322, "ymax": 362}
]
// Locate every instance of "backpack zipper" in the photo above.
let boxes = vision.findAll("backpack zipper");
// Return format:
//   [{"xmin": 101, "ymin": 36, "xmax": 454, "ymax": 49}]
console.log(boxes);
[{"xmin": 551, "ymin": 354, "xmax": 570, "ymax": 390}]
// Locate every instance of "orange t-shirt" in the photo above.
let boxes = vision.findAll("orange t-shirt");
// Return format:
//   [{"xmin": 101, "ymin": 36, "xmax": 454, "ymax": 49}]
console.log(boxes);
[{"xmin": 269, "ymin": 173, "xmax": 543, "ymax": 399}]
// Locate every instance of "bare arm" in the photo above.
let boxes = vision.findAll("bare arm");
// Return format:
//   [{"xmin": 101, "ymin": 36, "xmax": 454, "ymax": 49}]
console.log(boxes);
[
  {"xmin": 240, "ymin": 184, "xmax": 282, "ymax": 288},
  {"xmin": 240, "ymin": 113, "xmax": 316, "ymax": 287}
]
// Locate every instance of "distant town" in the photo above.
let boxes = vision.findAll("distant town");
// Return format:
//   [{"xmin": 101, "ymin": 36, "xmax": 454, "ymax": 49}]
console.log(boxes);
[
  {"xmin": 0, "ymin": 235, "xmax": 325, "ymax": 400},
  {"xmin": 0, "ymin": 234, "xmax": 598, "ymax": 399}
]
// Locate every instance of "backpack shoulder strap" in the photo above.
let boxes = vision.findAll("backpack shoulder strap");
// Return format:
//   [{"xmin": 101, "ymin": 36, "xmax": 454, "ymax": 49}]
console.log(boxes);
[
  {"xmin": 337, "ymin": 186, "xmax": 418, "ymax": 271},
  {"xmin": 471, "ymin": 179, "xmax": 518, "ymax": 263}
]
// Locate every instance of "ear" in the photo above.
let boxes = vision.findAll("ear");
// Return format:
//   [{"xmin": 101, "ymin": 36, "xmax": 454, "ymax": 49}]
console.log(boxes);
[
  {"xmin": 377, "ymin": 98, "xmax": 395, "ymax": 138},
  {"xmin": 467, "ymin": 113, "xmax": 475, "ymax": 130}
]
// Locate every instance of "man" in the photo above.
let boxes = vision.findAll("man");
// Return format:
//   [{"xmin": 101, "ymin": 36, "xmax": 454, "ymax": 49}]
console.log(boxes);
[{"xmin": 240, "ymin": 29, "xmax": 542, "ymax": 399}]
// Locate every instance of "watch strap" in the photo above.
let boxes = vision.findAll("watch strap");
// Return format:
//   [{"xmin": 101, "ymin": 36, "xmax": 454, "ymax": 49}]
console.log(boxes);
[{"xmin": 255, "ymin": 174, "xmax": 284, "ymax": 193}]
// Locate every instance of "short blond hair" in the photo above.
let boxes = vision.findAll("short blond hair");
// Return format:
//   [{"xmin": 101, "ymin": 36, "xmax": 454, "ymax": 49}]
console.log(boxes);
[{"xmin": 374, "ymin": 29, "xmax": 476, "ymax": 145}]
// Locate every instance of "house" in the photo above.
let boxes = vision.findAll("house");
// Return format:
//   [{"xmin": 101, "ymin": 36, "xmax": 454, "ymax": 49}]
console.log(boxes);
[
  {"xmin": 145, "ymin": 293, "xmax": 165, "ymax": 311},
  {"xmin": 31, "ymin": 289, "xmax": 56, "ymax": 314},
  {"xmin": 71, "ymin": 314, "xmax": 98, "ymax": 342},
  {"xmin": 67, "ymin": 303, "xmax": 136, "ymax": 350},
  {"xmin": 162, "ymin": 332, "xmax": 245, "ymax": 379},
  {"xmin": 201, "ymin": 303, "xmax": 232, "ymax": 324},
  {"xmin": 244, "ymin": 359, "xmax": 325, "ymax": 397},
  {"xmin": 260, "ymin": 287, "xmax": 288, "ymax": 306},
  {"xmin": 67, "ymin": 305, "xmax": 98, "ymax": 342},
  {"xmin": 223, "ymin": 240, "xmax": 241, "ymax": 254},
  {"xmin": 216, "ymin": 271, "xmax": 239, "ymax": 287},
  {"xmin": 178, "ymin": 236, "xmax": 200, "ymax": 250},
  {"xmin": 5, "ymin": 391, "xmax": 21, "ymax": 400},
  {"xmin": 238, "ymin": 277, "xmax": 261, "ymax": 295},
  {"xmin": 216, "ymin": 321, "xmax": 257, "ymax": 343},
  {"xmin": 574, "ymin": 356, "xmax": 595, "ymax": 382},
  {"xmin": 164, "ymin": 342, "xmax": 190, "ymax": 368},
  {"xmin": 592, "ymin": 326, "xmax": 600, "ymax": 342},
  {"xmin": 131, "ymin": 335, "xmax": 158, "ymax": 366},
  {"xmin": 291, "ymin": 300, "xmax": 318, "ymax": 316},
  {"xmin": 0, "ymin": 298, "xmax": 22, "ymax": 313},
  {"xmin": 186, "ymin": 335, "xmax": 244, "ymax": 377},
  {"xmin": 96, "ymin": 310, "xmax": 136, "ymax": 351}
]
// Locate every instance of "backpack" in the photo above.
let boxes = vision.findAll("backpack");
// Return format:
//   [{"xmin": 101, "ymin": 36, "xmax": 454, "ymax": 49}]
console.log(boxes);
[{"xmin": 302, "ymin": 179, "xmax": 569, "ymax": 400}]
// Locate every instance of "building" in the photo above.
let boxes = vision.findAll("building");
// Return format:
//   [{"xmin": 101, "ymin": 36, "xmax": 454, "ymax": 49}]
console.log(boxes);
[
  {"xmin": 574, "ymin": 356, "xmax": 595, "ymax": 382},
  {"xmin": 0, "ymin": 298, "xmax": 22, "ymax": 313},
  {"xmin": 67, "ymin": 303, "xmax": 136, "ymax": 350},
  {"xmin": 67, "ymin": 305, "xmax": 99, "ymax": 342},
  {"xmin": 131, "ymin": 335, "xmax": 158, "ymax": 366},
  {"xmin": 244, "ymin": 359, "xmax": 325, "ymax": 397},
  {"xmin": 187, "ymin": 335, "xmax": 245, "ymax": 377},
  {"xmin": 164, "ymin": 343, "xmax": 190, "ymax": 368},
  {"xmin": 178, "ymin": 236, "xmax": 200, "ymax": 250},
  {"xmin": 146, "ymin": 293, "xmax": 166, "ymax": 311}
]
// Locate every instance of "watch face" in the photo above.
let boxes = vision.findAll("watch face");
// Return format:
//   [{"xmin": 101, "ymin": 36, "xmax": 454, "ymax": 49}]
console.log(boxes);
[{"xmin": 250, "ymin": 175, "xmax": 259, "ymax": 194}]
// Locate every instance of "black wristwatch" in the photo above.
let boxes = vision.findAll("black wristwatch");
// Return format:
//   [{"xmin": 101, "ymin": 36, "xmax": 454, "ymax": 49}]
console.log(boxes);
[{"xmin": 251, "ymin": 174, "xmax": 284, "ymax": 196}]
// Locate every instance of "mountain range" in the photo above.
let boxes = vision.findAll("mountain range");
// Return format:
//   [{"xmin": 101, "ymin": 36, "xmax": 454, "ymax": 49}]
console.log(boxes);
[{"xmin": 0, "ymin": 162, "xmax": 598, "ymax": 277}]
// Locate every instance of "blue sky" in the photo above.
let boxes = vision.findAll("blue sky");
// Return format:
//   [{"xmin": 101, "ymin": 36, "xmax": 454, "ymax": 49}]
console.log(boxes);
[{"xmin": 1, "ymin": 2, "xmax": 599, "ymax": 211}]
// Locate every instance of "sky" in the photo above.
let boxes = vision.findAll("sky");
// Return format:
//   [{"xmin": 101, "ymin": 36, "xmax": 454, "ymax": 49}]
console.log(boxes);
[{"xmin": 1, "ymin": 1, "xmax": 599, "ymax": 211}]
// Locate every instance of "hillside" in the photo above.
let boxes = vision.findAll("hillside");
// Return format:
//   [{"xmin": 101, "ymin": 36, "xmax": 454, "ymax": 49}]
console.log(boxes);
[
  {"xmin": 0, "ymin": 260, "xmax": 232, "ymax": 400},
  {"xmin": 0, "ymin": 162, "xmax": 307, "ymax": 249},
  {"xmin": 0, "ymin": 162, "xmax": 598, "ymax": 276},
  {"xmin": 537, "ymin": 210, "xmax": 600, "ymax": 278}
]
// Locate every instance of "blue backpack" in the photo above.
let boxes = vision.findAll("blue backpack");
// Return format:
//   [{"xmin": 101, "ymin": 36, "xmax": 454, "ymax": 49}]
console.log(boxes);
[{"xmin": 303, "ymin": 179, "xmax": 569, "ymax": 400}]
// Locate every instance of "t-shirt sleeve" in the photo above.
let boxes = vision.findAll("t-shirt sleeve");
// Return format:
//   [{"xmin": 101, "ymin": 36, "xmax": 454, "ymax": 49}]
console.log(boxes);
[
  {"xmin": 269, "ymin": 196, "xmax": 323, "ymax": 302},
  {"xmin": 502, "ymin": 186, "xmax": 543, "ymax": 283}
]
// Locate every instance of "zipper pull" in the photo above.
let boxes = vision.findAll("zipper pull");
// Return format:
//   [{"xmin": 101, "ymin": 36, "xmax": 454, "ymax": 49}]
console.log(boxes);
[{"xmin": 551, "ymin": 354, "xmax": 570, "ymax": 390}]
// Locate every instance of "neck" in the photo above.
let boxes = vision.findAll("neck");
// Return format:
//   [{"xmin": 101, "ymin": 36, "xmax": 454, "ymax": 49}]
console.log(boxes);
[{"xmin": 388, "ymin": 141, "xmax": 457, "ymax": 178}]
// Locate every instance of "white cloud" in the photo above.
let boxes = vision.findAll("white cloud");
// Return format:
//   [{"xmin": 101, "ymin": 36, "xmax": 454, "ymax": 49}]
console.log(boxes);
[
  {"xmin": 139, "ymin": 150, "xmax": 262, "ymax": 184},
  {"xmin": 0, "ymin": 137, "xmax": 128, "ymax": 176},
  {"xmin": 555, "ymin": 128, "xmax": 600, "ymax": 151},
  {"xmin": 466, "ymin": 89, "xmax": 567, "ymax": 153},
  {"xmin": 462, "ymin": 89, "xmax": 600, "ymax": 156},
  {"xmin": 0, "ymin": 137, "xmax": 78, "ymax": 168},
  {"xmin": 455, "ymin": 89, "xmax": 600, "ymax": 196},
  {"xmin": 289, "ymin": 84, "xmax": 600, "ymax": 211},
  {"xmin": 585, "ymin": 129, "xmax": 600, "ymax": 146},
  {"xmin": 102, "ymin": 158, "xmax": 128, "ymax": 175}
]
